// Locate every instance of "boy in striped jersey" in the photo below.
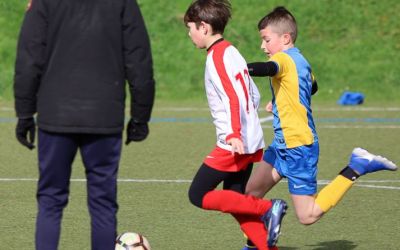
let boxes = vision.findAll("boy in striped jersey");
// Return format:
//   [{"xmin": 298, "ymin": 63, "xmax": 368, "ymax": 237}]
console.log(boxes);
[{"xmin": 184, "ymin": 1, "xmax": 287, "ymax": 249}]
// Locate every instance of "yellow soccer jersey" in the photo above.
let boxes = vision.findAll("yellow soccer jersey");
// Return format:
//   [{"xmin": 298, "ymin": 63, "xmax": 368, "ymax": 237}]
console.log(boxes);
[{"xmin": 269, "ymin": 47, "xmax": 318, "ymax": 149}]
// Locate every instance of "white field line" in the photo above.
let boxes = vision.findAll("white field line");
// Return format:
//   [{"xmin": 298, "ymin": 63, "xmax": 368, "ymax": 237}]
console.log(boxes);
[
  {"xmin": 258, "ymin": 116, "xmax": 400, "ymax": 127},
  {"xmin": 0, "ymin": 178, "xmax": 191, "ymax": 183},
  {"xmin": 151, "ymin": 107, "xmax": 400, "ymax": 112},
  {"xmin": 0, "ymin": 107, "xmax": 15, "ymax": 112},
  {"xmin": 4, "ymin": 106, "xmax": 399, "ymax": 112},
  {"xmin": 1, "ymin": 178, "xmax": 399, "ymax": 190},
  {"xmin": 262, "ymin": 125, "xmax": 400, "ymax": 129},
  {"xmin": 1, "ymin": 178, "xmax": 398, "ymax": 183},
  {"xmin": 0, "ymin": 107, "xmax": 212, "ymax": 113},
  {"xmin": 260, "ymin": 116, "xmax": 274, "ymax": 123},
  {"xmin": 352, "ymin": 184, "xmax": 400, "ymax": 190},
  {"xmin": 313, "ymin": 107, "xmax": 400, "ymax": 112},
  {"xmin": 316, "ymin": 180, "xmax": 400, "ymax": 190}
]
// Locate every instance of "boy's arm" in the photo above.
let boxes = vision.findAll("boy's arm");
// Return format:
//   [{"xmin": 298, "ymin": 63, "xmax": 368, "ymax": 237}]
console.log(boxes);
[
  {"xmin": 247, "ymin": 62, "xmax": 278, "ymax": 77},
  {"xmin": 227, "ymin": 137, "xmax": 245, "ymax": 155},
  {"xmin": 311, "ymin": 73, "xmax": 318, "ymax": 95},
  {"xmin": 248, "ymin": 61, "xmax": 318, "ymax": 95},
  {"xmin": 311, "ymin": 80, "xmax": 318, "ymax": 95}
]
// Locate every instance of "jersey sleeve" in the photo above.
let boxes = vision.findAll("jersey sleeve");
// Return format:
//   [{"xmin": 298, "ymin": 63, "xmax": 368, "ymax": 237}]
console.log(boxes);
[
  {"xmin": 210, "ymin": 48, "xmax": 242, "ymax": 141},
  {"xmin": 249, "ymin": 76, "xmax": 261, "ymax": 109},
  {"xmin": 247, "ymin": 61, "xmax": 278, "ymax": 77},
  {"xmin": 269, "ymin": 52, "xmax": 288, "ymax": 80}
]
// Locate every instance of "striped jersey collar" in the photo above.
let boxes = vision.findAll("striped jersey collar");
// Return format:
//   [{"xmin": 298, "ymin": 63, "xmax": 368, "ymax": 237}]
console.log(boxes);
[{"xmin": 207, "ymin": 38, "xmax": 225, "ymax": 53}]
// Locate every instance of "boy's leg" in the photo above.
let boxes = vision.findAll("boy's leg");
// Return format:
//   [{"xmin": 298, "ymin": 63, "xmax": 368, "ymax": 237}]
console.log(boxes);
[
  {"xmin": 233, "ymin": 214, "xmax": 272, "ymax": 250},
  {"xmin": 224, "ymin": 165, "xmax": 273, "ymax": 250},
  {"xmin": 261, "ymin": 199, "xmax": 288, "ymax": 247},
  {"xmin": 292, "ymin": 147, "xmax": 397, "ymax": 224},
  {"xmin": 80, "ymin": 133, "xmax": 122, "ymax": 250},
  {"xmin": 222, "ymin": 163, "xmax": 253, "ymax": 193},
  {"xmin": 243, "ymin": 150, "xmax": 282, "ymax": 249},
  {"xmin": 189, "ymin": 164, "xmax": 272, "ymax": 215},
  {"xmin": 36, "ymin": 130, "xmax": 78, "ymax": 250},
  {"xmin": 189, "ymin": 164, "xmax": 273, "ymax": 250},
  {"xmin": 348, "ymin": 147, "xmax": 397, "ymax": 175},
  {"xmin": 224, "ymin": 166, "xmax": 267, "ymax": 250},
  {"xmin": 202, "ymin": 185, "xmax": 272, "ymax": 215},
  {"xmin": 245, "ymin": 161, "xmax": 282, "ymax": 198},
  {"xmin": 188, "ymin": 163, "xmax": 227, "ymax": 208},
  {"xmin": 291, "ymin": 194, "xmax": 323, "ymax": 225},
  {"xmin": 314, "ymin": 147, "xmax": 397, "ymax": 214}
]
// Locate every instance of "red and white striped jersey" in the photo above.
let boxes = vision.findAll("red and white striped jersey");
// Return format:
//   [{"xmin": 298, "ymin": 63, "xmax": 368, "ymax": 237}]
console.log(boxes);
[{"xmin": 205, "ymin": 40, "xmax": 265, "ymax": 154}]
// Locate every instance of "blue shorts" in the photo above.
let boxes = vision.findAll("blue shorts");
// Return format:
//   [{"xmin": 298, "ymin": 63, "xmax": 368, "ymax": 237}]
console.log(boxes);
[{"xmin": 263, "ymin": 141, "xmax": 319, "ymax": 195}]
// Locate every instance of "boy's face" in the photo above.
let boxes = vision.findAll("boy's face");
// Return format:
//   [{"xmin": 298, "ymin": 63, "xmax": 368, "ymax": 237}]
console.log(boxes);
[
  {"xmin": 187, "ymin": 22, "xmax": 207, "ymax": 49},
  {"xmin": 259, "ymin": 26, "xmax": 287, "ymax": 57}
]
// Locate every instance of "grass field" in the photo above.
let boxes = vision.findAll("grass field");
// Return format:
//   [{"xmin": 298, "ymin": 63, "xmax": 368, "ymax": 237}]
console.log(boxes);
[
  {"xmin": 1, "ymin": 0, "xmax": 400, "ymax": 102},
  {"xmin": 1, "ymin": 1, "xmax": 399, "ymax": 249},
  {"xmin": 0, "ymin": 102, "xmax": 399, "ymax": 250}
]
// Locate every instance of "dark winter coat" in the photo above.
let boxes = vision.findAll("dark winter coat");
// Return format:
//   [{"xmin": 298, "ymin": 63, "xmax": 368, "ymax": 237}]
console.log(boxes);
[{"xmin": 14, "ymin": 0, "xmax": 155, "ymax": 134}]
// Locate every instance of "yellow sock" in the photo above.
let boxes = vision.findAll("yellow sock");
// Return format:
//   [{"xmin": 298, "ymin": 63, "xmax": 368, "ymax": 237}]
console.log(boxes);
[{"xmin": 315, "ymin": 175, "xmax": 354, "ymax": 212}]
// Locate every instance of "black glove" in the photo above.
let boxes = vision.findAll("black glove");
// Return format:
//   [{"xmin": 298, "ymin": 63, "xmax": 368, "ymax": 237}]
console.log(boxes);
[
  {"xmin": 16, "ymin": 117, "xmax": 36, "ymax": 150},
  {"xmin": 125, "ymin": 119, "xmax": 149, "ymax": 144}
]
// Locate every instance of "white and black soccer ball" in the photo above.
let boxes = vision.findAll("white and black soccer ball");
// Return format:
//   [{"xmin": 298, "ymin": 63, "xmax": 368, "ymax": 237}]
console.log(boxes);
[{"xmin": 115, "ymin": 232, "xmax": 151, "ymax": 250}]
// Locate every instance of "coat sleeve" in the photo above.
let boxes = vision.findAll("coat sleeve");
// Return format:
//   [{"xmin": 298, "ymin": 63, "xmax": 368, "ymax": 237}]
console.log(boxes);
[
  {"xmin": 122, "ymin": 0, "xmax": 155, "ymax": 123},
  {"xmin": 14, "ymin": 0, "xmax": 48, "ymax": 118}
]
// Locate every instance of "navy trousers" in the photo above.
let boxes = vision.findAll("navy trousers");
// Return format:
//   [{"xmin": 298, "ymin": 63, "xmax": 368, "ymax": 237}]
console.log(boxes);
[{"xmin": 36, "ymin": 129, "xmax": 122, "ymax": 250}]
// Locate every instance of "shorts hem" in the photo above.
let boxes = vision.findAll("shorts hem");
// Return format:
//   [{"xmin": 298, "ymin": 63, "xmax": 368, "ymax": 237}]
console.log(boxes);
[{"xmin": 289, "ymin": 190, "xmax": 317, "ymax": 196}]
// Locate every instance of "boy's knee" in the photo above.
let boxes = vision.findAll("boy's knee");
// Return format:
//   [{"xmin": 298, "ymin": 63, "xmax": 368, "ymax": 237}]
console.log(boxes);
[
  {"xmin": 245, "ymin": 187, "xmax": 264, "ymax": 198},
  {"xmin": 297, "ymin": 214, "xmax": 319, "ymax": 225},
  {"xmin": 298, "ymin": 217, "xmax": 314, "ymax": 225},
  {"xmin": 188, "ymin": 186, "xmax": 203, "ymax": 208}
]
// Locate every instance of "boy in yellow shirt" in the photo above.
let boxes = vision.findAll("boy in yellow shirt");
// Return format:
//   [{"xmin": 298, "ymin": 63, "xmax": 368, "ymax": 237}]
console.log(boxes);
[{"xmin": 243, "ymin": 6, "xmax": 397, "ymax": 249}]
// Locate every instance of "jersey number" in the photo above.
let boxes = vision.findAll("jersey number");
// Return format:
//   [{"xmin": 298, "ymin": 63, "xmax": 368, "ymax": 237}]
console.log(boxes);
[{"xmin": 235, "ymin": 70, "xmax": 250, "ymax": 113}]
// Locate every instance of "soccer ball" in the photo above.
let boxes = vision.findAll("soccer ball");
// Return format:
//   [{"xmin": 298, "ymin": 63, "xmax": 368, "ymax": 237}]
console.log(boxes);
[{"xmin": 115, "ymin": 232, "xmax": 151, "ymax": 250}]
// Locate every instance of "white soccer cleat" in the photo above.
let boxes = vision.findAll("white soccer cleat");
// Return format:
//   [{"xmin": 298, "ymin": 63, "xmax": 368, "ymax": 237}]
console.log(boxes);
[{"xmin": 348, "ymin": 147, "xmax": 397, "ymax": 176}]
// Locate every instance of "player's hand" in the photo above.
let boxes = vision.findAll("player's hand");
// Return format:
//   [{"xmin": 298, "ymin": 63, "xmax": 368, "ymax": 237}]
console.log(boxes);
[
  {"xmin": 125, "ymin": 118, "xmax": 149, "ymax": 144},
  {"xmin": 227, "ymin": 137, "xmax": 244, "ymax": 155},
  {"xmin": 265, "ymin": 101, "xmax": 273, "ymax": 113},
  {"xmin": 16, "ymin": 117, "xmax": 36, "ymax": 150}
]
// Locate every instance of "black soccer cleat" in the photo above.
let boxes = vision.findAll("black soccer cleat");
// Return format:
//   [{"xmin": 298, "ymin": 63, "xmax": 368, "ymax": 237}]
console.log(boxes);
[{"xmin": 261, "ymin": 199, "xmax": 288, "ymax": 247}]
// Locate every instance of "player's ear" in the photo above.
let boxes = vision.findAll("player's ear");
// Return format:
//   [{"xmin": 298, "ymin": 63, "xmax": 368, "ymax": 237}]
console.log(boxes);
[
  {"xmin": 200, "ymin": 21, "xmax": 210, "ymax": 35},
  {"xmin": 282, "ymin": 33, "xmax": 292, "ymax": 45}
]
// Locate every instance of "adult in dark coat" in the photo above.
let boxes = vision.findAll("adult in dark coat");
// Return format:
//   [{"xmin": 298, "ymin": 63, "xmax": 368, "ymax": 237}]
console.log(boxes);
[{"xmin": 14, "ymin": 0, "xmax": 155, "ymax": 249}]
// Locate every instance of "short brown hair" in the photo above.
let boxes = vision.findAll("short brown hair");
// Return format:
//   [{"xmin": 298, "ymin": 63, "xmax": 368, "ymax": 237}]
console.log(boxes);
[
  {"xmin": 258, "ymin": 6, "xmax": 297, "ymax": 43},
  {"xmin": 184, "ymin": 0, "xmax": 231, "ymax": 35}
]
